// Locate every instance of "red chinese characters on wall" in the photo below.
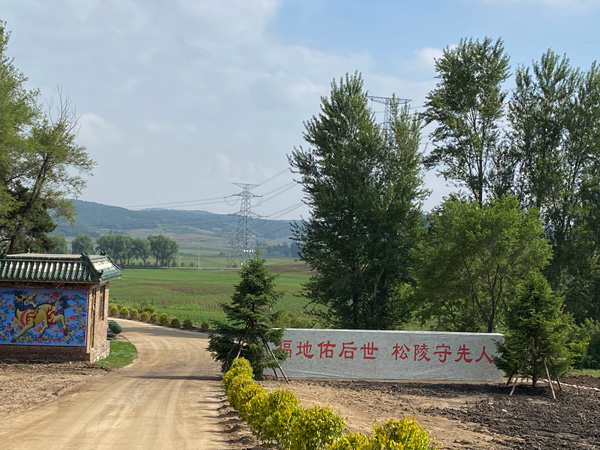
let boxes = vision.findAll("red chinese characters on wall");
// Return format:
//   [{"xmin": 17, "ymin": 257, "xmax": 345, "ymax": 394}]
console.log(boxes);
[{"xmin": 277, "ymin": 340, "xmax": 495, "ymax": 365}]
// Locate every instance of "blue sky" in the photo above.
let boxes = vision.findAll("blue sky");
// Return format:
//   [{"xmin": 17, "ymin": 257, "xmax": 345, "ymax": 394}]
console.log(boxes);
[{"xmin": 2, "ymin": 0, "xmax": 599, "ymax": 220}]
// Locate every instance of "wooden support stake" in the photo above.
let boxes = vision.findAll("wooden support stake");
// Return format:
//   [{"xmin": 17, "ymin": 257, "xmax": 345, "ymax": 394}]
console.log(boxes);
[
  {"xmin": 261, "ymin": 335, "xmax": 290, "ymax": 384},
  {"xmin": 544, "ymin": 359, "xmax": 556, "ymax": 400}
]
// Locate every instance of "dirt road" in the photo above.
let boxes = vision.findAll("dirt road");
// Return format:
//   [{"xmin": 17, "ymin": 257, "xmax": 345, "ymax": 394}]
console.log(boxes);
[{"xmin": 0, "ymin": 320, "xmax": 236, "ymax": 450}]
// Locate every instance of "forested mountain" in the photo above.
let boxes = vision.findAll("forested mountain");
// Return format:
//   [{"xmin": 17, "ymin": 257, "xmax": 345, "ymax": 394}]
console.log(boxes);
[{"xmin": 54, "ymin": 200, "xmax": 294, "ymax": 241}]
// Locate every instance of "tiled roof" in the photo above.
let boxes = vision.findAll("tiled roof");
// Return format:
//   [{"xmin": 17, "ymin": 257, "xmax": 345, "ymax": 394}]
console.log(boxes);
[{"xmin": 0, "ymin": 253, "xmax": 122, "ymax": 283}]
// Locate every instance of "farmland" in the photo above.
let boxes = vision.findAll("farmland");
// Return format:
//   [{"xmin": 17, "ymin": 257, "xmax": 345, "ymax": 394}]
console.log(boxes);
[{"xmin": 108, "ymin": 258, "xmax": 312, "ymax": 325}]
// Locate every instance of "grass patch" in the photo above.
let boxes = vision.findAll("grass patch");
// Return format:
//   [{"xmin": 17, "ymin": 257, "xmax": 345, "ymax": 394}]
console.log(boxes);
[
  {"xmin": 94, "ymin": 341, "xmax": 137, "ymax": 369},
  {"xmin": 569, "ymin": 369, "xmax": 600, "ymax": 378},
  {"xmin": 109, "ymin": 260, "xmax": 312, "ymax": 325}
]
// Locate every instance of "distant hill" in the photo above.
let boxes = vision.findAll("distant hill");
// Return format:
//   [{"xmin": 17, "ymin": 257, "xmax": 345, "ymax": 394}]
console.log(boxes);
[{"xmin": 54, "ymin": 200, "xmax": 295, "ymax": 246}]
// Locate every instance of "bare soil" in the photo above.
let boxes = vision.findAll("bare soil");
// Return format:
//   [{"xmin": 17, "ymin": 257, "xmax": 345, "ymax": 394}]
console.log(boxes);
[
  {"xmin": 2, "ymin": 345, "xmax": 599, "ymax": 449},
  {"xmin": 262, "ymin": 376, "xmax": 600, "ymax": 449}
]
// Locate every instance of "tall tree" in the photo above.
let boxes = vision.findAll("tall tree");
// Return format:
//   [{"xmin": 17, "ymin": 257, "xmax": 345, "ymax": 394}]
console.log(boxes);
[
  {"xmin": 207, "ymin": 253, "xmax": 286, "ymax": 379},
  {"xmin": 71, "ymin": 234, "xmax": 95, "ymax": 254},
  {"xmin": 0, "ymin": 21, "xmax": 94, "ymax": 253},
  {"xmin": 422, "ymin": 37, "xmax": 510, "ymax": 205},
  {"xmin": 508, "ymin": 51, "xmax": 600, "ymax": 321},
  {"xmin": 289, "ymin": 72, "xmax": 425, "ymax": 329},
  {"xmin": 413, "ymin": 196, "xmax": 551, "ymax": 333},
  {"xmin": 147, "ymin": 234, "xmax": 179, "ymax": 267},
  {"xmin": 48, "ymin": 235, "xmax": 68, "ymax": 254},
  {"xmin": 131, "ymin": 237, "xmax": 151, "ymax": 265}
]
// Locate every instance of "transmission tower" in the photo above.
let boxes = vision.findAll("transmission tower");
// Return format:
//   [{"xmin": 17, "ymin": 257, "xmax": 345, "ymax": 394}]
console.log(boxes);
[
  {"xmin": 231, "ymin": 183, "xmax": 262, "ymax": 267},
  {"xmin": 368, "ymin": 95, "xmax": 411, "ymax": 131}
]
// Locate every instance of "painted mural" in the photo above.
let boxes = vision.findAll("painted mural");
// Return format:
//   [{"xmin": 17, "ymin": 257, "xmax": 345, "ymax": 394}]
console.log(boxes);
[{"xmin": 0, "ymin": 289, "xmax": 87, "ymax": 346}]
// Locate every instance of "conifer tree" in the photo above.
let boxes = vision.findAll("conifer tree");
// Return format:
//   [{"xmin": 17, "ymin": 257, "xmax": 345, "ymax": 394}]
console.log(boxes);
[
  {"xmin": 208, "ymin": 253, "xmax": 286, "ymax": 379},
  {"xmin": 495, "ymin": 270, "xmax": 574, "ymax": 387}
]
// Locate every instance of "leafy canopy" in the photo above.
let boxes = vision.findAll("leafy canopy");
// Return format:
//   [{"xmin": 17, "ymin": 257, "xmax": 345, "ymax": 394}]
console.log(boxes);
[{"xmin": 289, "ymin": 72, "xmax": 425, "ymax": 329}]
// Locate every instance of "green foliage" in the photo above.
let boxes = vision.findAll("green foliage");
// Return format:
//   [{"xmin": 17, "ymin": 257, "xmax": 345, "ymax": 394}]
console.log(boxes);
[
  {"xmin": 108, "ymin": 320, "xmax": 122, "ymax": 335},
  {"xmin": 225, "ymin": 374, "xmax": 255, "ymax": 409},
  {"xmin": 0, "ymin": 20, "xmax": 94, "ymax": 253},
  {"xmin": 170, "ymin": 317, "xmax": 180, "ymax": 328},
  {"xmin": 236, "ymin": 383, "xmax": 266, "ymax": 421},
  {"xmin": 208, "ymin": 254, "xmax": 287, "ymax": 379},
  {"xmin": 247, "ymin": 389, "xmax": 302, "ymax": 447},
  {"xmin": 147, "ymin": 234, "xmax": 179, "ymax": 267},
  {"xmin": 142, "ymin": 304, "xmax": 156, "ymax": 314},
  {"xmin": 422, "ymin": 37, "xmax": 510, "ymax": 205},
  {"xmin": 413, "ymin": 195, "xmax": 551, "ymax": 332},
  {"xmin": 507, "ymin": 51, "xmax": 600, "ymax": 324},
  {"xmin": 159, "ymin": 313, "xmax": 169, "ymax": 325},
  {"xmin": 182, "ymin": 318, "xmax": 193, "ymax": 329},
  {"xmin": 94, "ymin": 341, "xmax": 137, "ymax": 369},
  {"xmin": 222, "ymin": 358, "xmax": 254, "ymax": 391},
  {"xmin": 326, "ymin": 432, "xmax": 372, "ymax": 450},
  {"xmin": 288, "ymin": 406, "xmax": 345, "ymax": 450},
  {"xmin": 370, "ymin": 418, "xmax": 437, "ymax": 450},
  {"xmin": 109, "ymin": 305, "xmax": 119, "ymax": 317},
  {"xmin": 119, "ymin": 306, "xmax": 130, "ymax": 318},
  {"xmin": 140, "ymin": 311, "xmax": 150, "ymax": 322},
  {"xmin": 573, "ymin": 319, "xmax": 600, "ymax": 370},
  {"xmin": 71, "ymin": 234, "xmax": 94, "ymax": 254},
  {"xmin": 289, "ymin": 72, "xmax": 425, "ymax": 329},
  {"xmin": 200, "ymin": 320, "xmax": 209, "ymax": 331},
  {"xmin": 129, "ymin": 308, "xmax": 139, "ymax": 319},
  {"xmin": 495, "ymin": 270, "xmax": 575, "ymax": 386},
  {"xmin": 48, "ymin": 235, "xmax": 68, "ymax": 253},
  {"xmin": 149, "ymin": 312, "xmax": 159, "ymax": 323}
]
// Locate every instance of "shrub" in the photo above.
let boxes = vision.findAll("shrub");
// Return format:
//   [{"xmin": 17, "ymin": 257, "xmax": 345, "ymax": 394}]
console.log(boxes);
[
  {"xmin": 183, "ymin": 318, "xmax": 193, "ymax": 329},
  {"xmin": 119, "ymin": 306, "xmax": 130, "ymax": 318},
  {"xmin": 235, "ymin": 383, "xmax": 266, "ymax": 421},
  {"xmin": 142, "ymin": 304, "xmax": 156, "ymax": 314},
  {"xmin": 326, "ymin": 432, "xmax": 372, "ymax": 450},
  {"xmin": 130, "ymin": 308, "xmax": 139, "ymax": 319},
  {"xmin": 247, "ymin": 388, "xmax": 302, "ymax": 447},
  {"xmin": 370, "ymin": 418, "xmax": 437, "ymax": 450},
  {"xmin": 149, "ymin": 312, "xmax": 159, "ymax": 323},
  {"xmin": 140, "ymin": 311, "xmax": 150, "ymax": 322},
  {"xmin": 109, "ymin": 305, "xmax": 119, "ymax": 317},
  {"xmin": 170, "ymin": 317, "xmax": 181, "ymax": 328},
  {"xmin": 159, "ymin": 313, "xmax": 169, "ymax": 325},
  {"xmin": 200, "ymin": 320, "xmax": 209, "ymax": 331},
  {"xmin": 222, "ymin": 358, "xmax": 254, "ymax": 391},
  {"xmin": 108, "ymin": 320, "xmax": 122, "ymax": 335},
  {"xmin": 289, "ymin": 406, "xmax": 345, "ymax": 450},
  {"xmin": 226, "ymin": 374, "xmax": 255, "ymax": 410}
]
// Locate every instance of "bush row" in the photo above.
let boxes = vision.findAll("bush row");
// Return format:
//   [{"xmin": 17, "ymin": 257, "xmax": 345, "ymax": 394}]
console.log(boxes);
[
  {"xmin": 222, "ymin": 358, "xmax": 439, "ymax": 450},
  {"xmin": 108, "ymin": 304, "xmax": 209, "ymax": 331}
]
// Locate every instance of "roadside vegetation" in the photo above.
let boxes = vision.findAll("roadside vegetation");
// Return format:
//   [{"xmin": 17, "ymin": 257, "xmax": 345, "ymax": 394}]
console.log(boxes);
[{"xmin": 94, "ymin": 341, "xmax": 137, "ymax": 369}]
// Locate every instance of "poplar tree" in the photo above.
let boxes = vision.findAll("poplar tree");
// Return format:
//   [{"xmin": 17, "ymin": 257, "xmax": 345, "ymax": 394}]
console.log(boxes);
[
  {"xmin": 422, "ymin": 37, "xmax": 510, "ymax": 205},
  {"xmin": 289, "ymin": 72, "xmax": 425, "ymax": 329}
]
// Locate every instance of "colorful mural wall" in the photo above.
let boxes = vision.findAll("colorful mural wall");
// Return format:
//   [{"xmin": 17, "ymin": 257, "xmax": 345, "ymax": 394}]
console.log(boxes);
[{"xmin": 0, "ymin": 288, "xmax": 88, "ymax": 346}]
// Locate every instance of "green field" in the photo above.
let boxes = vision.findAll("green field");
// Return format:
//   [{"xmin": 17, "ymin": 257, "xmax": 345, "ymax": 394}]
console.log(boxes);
[{"xmin": 109, "ymin": 259, "xmax": 312, "ymax": 325}]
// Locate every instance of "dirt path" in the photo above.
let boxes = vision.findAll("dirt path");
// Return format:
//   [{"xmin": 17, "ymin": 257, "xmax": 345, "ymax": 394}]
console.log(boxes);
[{"xmin": 0, "ymin": 320, "xmax": 241, "ymax": 450}]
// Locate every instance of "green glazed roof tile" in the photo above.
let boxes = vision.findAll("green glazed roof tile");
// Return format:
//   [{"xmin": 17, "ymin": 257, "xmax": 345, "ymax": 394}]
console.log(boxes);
[{"xmin": 0, "ymin": 253, "xmax": 122, "ymax": 283}]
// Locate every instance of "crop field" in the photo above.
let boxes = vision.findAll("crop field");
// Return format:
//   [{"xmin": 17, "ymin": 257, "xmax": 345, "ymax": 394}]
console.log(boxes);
[{"xmin": 109, "ymin": 259, "xmax": 312, "ymax": 324}]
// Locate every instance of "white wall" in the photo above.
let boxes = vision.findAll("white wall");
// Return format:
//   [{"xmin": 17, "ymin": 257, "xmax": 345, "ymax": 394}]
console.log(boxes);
[{"xmin": 277, "ymin": 329, "xmax": 504, "ymax": 382}]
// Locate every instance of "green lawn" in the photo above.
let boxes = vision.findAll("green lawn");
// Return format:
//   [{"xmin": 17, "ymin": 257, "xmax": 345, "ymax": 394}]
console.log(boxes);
[
  {"xmin": 109, "ymin": 260, "xmax": 311, "ymax": 325},
  {"xmin": 94, "ymin": 341, "xmax": 137, "ymax": 369}
]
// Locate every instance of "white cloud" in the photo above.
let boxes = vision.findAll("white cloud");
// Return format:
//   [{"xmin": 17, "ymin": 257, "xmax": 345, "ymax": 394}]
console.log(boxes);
[
  {"xmin": 77, "ymin": 113, "xmax": 121, "ymax": 146},
  {"xmin": 415, "ymin": 47, "xmax": 445, "ymax": 72}
]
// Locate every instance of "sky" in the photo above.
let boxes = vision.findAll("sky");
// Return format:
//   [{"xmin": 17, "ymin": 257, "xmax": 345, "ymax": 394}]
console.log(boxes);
[{"xmin": 1, "ymin": 0, "xmax": 600, "ymax": 220}]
